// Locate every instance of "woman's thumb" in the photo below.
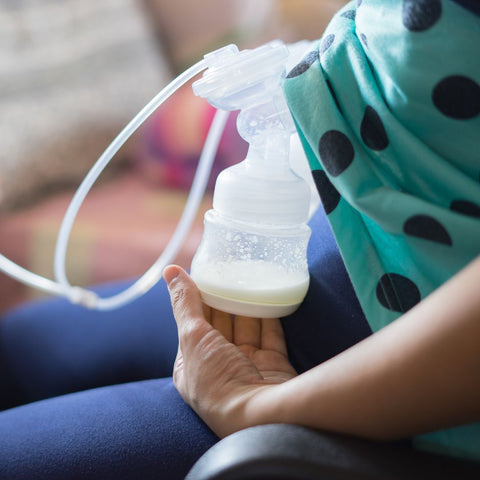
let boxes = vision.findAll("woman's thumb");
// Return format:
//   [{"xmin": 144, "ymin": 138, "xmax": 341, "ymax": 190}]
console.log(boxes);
[{"xmin": 163, "ymin": 265, "xmax": 205, "ymax": 329}]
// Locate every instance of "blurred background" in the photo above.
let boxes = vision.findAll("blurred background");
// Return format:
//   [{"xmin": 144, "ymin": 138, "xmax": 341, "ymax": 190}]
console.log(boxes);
[{"xmin": 0, "ymin": 0, "xmax": 347, "ymax": 312}]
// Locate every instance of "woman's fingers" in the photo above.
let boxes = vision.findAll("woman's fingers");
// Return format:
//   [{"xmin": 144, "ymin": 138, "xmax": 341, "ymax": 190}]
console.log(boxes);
[
  {"xmin": 231, "ymin": 315, "xmax": 287, "ymax": 354},
  {"xmin": 202, "ymin": 303, "xmax": 212, "ymax": 324},
  {"xmin": 211, "ymin": 309, "xmax": 233, "ymax": 343},
  {"xmin": 261, "ymin": 317, "xmax": 288, "ymax": 356},
  {"xmin": 163, "ymin": 265, "xmax": 287, "ymax": 357},
  {"xmin": 233, "ymin": 316, "xmax": 261, "ymax": 349},
  {"xmin": 163, "ymin": 265, "xmax": 211, "ymax": 348}
]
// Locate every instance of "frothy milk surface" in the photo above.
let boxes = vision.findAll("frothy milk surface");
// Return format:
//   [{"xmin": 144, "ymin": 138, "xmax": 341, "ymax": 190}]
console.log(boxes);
[{"xmin": 192, "ymin": 260, "xmax": 309, "ymax": 305}]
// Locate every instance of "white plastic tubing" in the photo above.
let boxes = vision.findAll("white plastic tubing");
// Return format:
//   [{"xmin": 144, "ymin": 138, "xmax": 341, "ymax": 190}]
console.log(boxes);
[{"xmin": 0, "ymin": 58, "xmax": 230, "ymax": 310}]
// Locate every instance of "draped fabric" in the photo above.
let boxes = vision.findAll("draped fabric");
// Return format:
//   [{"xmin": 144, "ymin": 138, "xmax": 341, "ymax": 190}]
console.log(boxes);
[{"xmin": 283, "ymin": 0, "xmax": 480, "ymax": 461}]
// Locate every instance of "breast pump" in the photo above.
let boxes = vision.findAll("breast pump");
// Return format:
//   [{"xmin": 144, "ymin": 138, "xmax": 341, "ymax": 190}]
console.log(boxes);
[{"xmin": 0, "ymin": 41, "xmax": 313, "ymax": 317}]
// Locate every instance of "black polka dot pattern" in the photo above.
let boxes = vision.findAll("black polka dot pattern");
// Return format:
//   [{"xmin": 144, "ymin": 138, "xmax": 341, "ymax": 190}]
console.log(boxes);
[
  {"xmin": 402, "ymin": 0, "xmax": 442, "ymax": 31},
  {"xmin": 376, "ymin": 273, "xmax": 421, "ymax": 312},
  {"xmin": 282, "ymin": 0, "xmax": 479, "ymax": 332},
  {"xmin": 318, "ymin": 130, "xmax": 355, "ymax": 177},
  {"xmin": 359, "ymin": 33, "xmax": 368, "ymax": 48},
  {"xmin": 404, "ymin": 215, "xmax": 452, "ymax": 245},
  {"xmin": 312, "ymin": 170, "xmax": 341, "ymax": 215},
  {"xmin": 432, "ymin": 75, "xmax": 480, "ymax": 119},
  {"xmin": 286, "ymin": 51, "xmax": 319, "ymax": 79},
  {"xmin": 320, "ymin": 34, "xmax": 335, "ymax": 56},
  {"xmin": 361, "ymin": 106, "xmax": 389, "ymax": 151},
  {"xmin": 449, "ymin": 0, "xmax": 480, "ymax": 16},
  {"xmin": 450, "ymin": 200, "xmax": 480, "ymax": 218},
  {"xmin": 341, "ymin": 10, "xmax": 356, "ymax": 21}
]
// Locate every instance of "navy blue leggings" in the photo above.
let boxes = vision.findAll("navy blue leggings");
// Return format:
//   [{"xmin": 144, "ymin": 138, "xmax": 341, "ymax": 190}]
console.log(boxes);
[{"xmin": 0, "ymin": 207, "xmax": 371, "ymax": 480}]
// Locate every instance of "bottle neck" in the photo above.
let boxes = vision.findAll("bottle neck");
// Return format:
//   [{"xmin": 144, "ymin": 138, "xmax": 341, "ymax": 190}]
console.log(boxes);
[
  {"xmin": 244, "ymin": 131, "xmax": 290, "ymax": 176},
  {"xmin": 237, "ymin": 88, "xmax": 295, "ymax": 176}
]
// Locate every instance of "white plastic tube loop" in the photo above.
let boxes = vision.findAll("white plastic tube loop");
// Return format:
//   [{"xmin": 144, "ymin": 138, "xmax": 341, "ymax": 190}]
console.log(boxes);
[{"xmin": 0, "ymin": 57, "xmax": 229, "ymax": 310}]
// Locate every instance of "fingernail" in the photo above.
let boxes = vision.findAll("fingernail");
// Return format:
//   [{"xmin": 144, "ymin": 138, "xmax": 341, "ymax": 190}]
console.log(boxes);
[{"xmin": 163, "ymin": 265, "xmax": 180, "ymax": 287}]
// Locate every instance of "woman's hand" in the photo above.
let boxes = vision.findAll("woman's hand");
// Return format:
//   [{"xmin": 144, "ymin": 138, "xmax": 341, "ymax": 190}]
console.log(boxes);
[
  {"xmin": 163, "ymin": 265, "xmax": 297, "ymax": 438},
  {"xmin": 165, "ymin": 257, "xmax": 480, "ymax": 442}
]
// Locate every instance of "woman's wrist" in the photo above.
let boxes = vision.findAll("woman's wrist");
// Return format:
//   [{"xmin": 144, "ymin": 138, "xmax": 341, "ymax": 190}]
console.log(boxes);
[
  {"xmin": 204, "ymin": 382, "xmax": 291, "ymax": 438},
  {"xmin": 239, "ymin": 383, "xmax": 293, "ymax": 431}
]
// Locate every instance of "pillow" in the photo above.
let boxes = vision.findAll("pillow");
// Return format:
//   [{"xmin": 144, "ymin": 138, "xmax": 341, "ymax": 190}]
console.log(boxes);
[{"xmin": 0, "ymin": 0, "xmax": 171, "ymax": 211}]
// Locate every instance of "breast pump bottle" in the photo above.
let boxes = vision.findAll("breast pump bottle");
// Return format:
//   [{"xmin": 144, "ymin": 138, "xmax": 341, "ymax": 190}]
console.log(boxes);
[{"xmin": 190, "ymin": 42, "xmax": 312, "ymax": 318}]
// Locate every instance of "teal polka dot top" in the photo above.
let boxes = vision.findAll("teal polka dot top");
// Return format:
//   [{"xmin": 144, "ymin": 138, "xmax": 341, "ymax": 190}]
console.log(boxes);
[{"xmin": 283, "ymin": 0, "xmax": 480, "ymax": 462}]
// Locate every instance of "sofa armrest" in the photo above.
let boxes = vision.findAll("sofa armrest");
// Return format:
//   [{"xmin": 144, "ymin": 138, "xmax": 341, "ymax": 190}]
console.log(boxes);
[{"xmin": 186, "ymin": 424, "xmax": 480, "ymax": 480}]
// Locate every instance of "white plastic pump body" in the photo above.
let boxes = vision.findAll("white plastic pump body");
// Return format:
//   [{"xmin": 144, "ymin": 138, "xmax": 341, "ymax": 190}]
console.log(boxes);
[
  {"xmin": 0, "ymin": 40, "xmax": 315, "ymax": 314},
  {"xmin": 190, "ymin": 42, "xmax": 312, "ymax": 318}
]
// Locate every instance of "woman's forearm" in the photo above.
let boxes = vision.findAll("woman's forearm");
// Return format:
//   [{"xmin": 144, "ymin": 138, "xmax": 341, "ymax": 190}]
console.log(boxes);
[{"xmin": 249, "ymin": 256, "xmax": 480, "ymax": 440}]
